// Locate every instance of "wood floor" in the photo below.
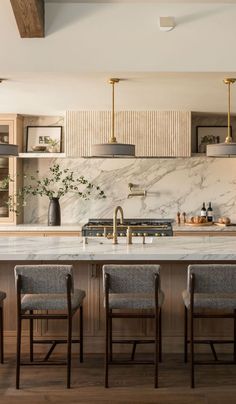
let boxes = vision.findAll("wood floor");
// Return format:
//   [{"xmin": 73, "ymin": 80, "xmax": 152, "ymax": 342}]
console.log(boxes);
[{"xmin": 0, "ymin": 354, "xmax": 236, "ymax": 403}]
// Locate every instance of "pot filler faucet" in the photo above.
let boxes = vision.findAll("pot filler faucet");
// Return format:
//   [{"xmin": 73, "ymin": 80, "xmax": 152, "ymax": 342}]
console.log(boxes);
[{"xmin": 113, "ymin": 206, "xmax": 124, "ymax": 244}]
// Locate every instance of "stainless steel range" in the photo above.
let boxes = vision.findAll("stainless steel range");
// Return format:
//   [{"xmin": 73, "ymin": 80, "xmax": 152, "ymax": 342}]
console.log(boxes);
[{"xmin": 82, "ymin": 218, "xmax": 173, "ymax": 237}]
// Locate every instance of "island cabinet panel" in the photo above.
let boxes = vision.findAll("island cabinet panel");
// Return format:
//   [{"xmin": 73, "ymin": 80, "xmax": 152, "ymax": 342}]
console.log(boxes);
[{"xmin": 1, "ymin": 261, "xmax": 235, "ymax": 354}]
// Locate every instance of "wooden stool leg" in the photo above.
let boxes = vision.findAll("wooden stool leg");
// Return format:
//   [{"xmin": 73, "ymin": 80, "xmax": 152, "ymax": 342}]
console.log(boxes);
[
  {"xmin": 16, "ymin": 315, "xmax": 22, "ymax": 389},
  {"xmin": 79, "ymin": 305, "xmax": 83, "ymax": 363},
  {"xmin": 0, "ymin": 306, "xmax": 4, "ymax": 364},
  {"xmin": 234, "ymin": 309, "xmax": 236, "ymax": 363},
  {"xmin": 190, "ymin": 309, "xmax": 194, "ymax": 388},
  {"xmin": 29, "ymin": 310, "xmax": 33, "ymax": 362},
  {"xmin": 158, "ymin": 308, "xmax": 162, "ymax": 363},
  {"xmin": 105, "ymin": 307, "xmax": 109, "ymax": 388},
  {"xmin": 109, "ymin": 309, "xmax": 113, "ymax": 362},
  {"xmin": 184, "ymin": 306, "xmax": 188, "ymax": 363},
  {"xmin": 154, "ymin": 309, "xmax": 159, "ymax": 388},
  {"xmin": 67, "ymin": 315, "xmax": 72, "ymax": 389}
]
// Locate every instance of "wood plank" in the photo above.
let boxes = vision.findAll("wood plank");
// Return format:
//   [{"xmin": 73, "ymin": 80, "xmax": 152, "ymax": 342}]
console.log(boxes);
[
  {"xmin": 0, "ymin": 354, "xmax": 236, "ymax": 400},
  {"xmin": 10, "ymin": 0, "xmax": 45, "ymax": 38}
]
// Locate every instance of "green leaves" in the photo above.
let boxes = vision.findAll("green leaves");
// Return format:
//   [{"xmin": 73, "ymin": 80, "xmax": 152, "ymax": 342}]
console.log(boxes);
[{"xmin": 6, "ymin": 163, "xmax": 106, "ymax": 213}]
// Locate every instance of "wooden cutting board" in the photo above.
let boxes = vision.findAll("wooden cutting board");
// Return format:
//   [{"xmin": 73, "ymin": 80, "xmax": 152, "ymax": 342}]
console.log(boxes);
[{"xmin": 184, "ymin": 222, "xmax": 214, "ymax": 226}]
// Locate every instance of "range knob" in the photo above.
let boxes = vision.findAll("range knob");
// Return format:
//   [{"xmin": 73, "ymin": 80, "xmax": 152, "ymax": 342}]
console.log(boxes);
[
  {"xmin": 161, "ymin": 233, "xmax": 166, "ymax": 237},
  {"xmin": 119, "ymin": 233, "xmax": 124, "ymax": 237},
  {"xmin": 137, "ymin": 232, "xmax": 142, "ymax": 236},
  {"xmin": 96, "ymin": 233, "xmax": 101, "ymax": 237},
  {"xmin": 132, "ymin": 232, "xmax": 137, "ymax": 236},
  {"xmin": 143, "ymin": 233, "xmax": 148, "ymax": 237},
  {"xmin": 155, "ymin": 233, "xmax": 161, "ymax": 237}
]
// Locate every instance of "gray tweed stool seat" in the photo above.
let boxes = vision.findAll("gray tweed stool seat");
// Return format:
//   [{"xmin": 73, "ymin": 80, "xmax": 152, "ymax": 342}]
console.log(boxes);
[
  {"xmin": 0, "ymin": 290, "xmax": 6, "ymax": 364},
  {"xmin": 103, "ymin": 264, "xmax": 164, "ymax": 388},
  {"xmin": 182, "ymin": 264, "xmax": 236, "ymax": 388},
  {"xmin": 14, "ymin": 264, "xmax": 86, "ymax": 389}
]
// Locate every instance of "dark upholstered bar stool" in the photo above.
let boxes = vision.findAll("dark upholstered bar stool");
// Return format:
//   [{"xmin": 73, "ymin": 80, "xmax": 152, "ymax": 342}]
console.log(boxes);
[
  {"xmin": 103, "ymin": 264, "xmax": 164, "ymax": 388},
  {"xmin": 182, "ymin": 264, "xmax": 236, "ymax": 388},
  {"xmin": 0, "ymin": 291, "xmax": 6, "ymax": 364},
  {"xmin": 14, "ymin": 264, "xmax": 86, "ymax": 389}
]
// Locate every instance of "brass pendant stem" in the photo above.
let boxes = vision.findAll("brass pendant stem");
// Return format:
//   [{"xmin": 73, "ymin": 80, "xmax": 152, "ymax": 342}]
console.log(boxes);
[
  {"xmin": 224, "ymin": 78, "xmax": 236, "ymax": 144},
  {"xmin": 109, "ymin": 78, "xmax": 119, "ymax": 144},
  {"xmin": 225, "ymin": 81, "xmax": 232, "ymax": 143}
]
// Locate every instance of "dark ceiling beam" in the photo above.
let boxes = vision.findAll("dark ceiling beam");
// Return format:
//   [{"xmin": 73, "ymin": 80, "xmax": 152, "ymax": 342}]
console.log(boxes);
[{"xmin": 10, "ymin": 0, "xmax": 45, "ymax": 38}]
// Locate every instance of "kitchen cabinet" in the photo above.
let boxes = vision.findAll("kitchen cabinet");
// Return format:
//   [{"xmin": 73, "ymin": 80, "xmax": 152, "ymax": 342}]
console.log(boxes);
[
  {"xmin": 0, "ymin": 115, "xmax": 23, "ymax": 224},
  {"xmin": 174, "ymin": 231, "xmax": 236, "ymax": 237}
]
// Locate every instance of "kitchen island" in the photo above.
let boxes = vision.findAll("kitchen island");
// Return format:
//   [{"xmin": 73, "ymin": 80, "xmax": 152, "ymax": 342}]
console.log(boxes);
[{"xmin": 1, "ymin": 235, "xmax": 236, "ymax": 355}]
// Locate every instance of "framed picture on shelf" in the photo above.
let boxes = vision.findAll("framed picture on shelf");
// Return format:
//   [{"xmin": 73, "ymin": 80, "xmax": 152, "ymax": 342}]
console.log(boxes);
[
  {"xmin": 196, "ymin": 125, "xmax": 232, "ymax": 153},
  {"xmin": 26, "ymin": 126, "xmax": 62, "ymax": 153}
]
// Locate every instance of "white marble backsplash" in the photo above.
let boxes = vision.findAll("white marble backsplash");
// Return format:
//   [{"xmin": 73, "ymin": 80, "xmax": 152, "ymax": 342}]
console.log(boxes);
[{"xmin": 22, "ymin": 157, "xmax": 236, "ymax": 224}]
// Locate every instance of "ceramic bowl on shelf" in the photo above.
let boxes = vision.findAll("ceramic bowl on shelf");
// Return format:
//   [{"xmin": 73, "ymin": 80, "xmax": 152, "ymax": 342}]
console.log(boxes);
[{"xmin": 31, "ymin": 145, "xmax": 47, "ymax": 152}]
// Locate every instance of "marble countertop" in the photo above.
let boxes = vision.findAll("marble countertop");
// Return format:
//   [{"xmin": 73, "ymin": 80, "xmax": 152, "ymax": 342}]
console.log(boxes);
[
  {"xmin": 1, "ymin": 223, "xmax": 236, "ymax": 233},
  {"xmin": 0, "ymin": 224, "xmax": 83, "ymax": 231},
  {"xmin": 1, "ymin": 236, "xmax": 236, "ymax": 261}
]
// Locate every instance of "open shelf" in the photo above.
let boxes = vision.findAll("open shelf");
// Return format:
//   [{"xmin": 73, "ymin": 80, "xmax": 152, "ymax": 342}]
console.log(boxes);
[{"xmin": 18, "ymin": 153, "xmax": 66, "ymax": 158}]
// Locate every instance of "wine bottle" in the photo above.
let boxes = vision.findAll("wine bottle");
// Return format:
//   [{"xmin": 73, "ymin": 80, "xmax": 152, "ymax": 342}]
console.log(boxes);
[
  {"xmin": 200, "ymin": 202, "xmax": 207, "ymax": 218},
  {"xmin": 207, "ymin": 202, "xmax": 213, "ymax": 222}
]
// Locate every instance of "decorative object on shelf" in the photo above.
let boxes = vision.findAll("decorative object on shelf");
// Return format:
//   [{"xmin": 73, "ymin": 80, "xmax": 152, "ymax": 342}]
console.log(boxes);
[
  {"xmin": 196, "ymin": 126, "xmax": 230, "ymax": 153},
  {"xmin": 207, "ymin": 78, "xmax": 236, "ymax": 156},
  {"xmin": 6, "ymin": 164, "xmax": 106, "ymax": 226},
  {"xmin": 26, "ymin": 126, "xmax": 62, "ymax": 153},
  {"xmin": 127, "ymin": 183, "xmax": 146, "ymax": 198},
  {"xmin": 176, "ymin": 211, "xmax": 181, "ymax": 225},
  {"xmin": 48, "ymin": 197, "xmax": 61, "ymax": 226},
  {"xmin": 91, "ymin": 78, "xmax": 135, "ymax": 157}
]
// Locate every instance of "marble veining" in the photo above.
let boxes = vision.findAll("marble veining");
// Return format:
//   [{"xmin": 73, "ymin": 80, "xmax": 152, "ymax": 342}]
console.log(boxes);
[
  {"xmin": 23, "ymin": 157, "xmax": 236, "ymax": 225},
  {"xmin": 1, "ymin": 236, "xmax": 236, "ymax": 261}
]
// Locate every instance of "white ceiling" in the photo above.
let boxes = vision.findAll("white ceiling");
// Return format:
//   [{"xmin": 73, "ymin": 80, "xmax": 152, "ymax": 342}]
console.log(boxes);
[
  {"xmin": 46, "ymin": 1, "xmax": 236, "ymax": 3},
  {"xmin": 0, "ymin": 1, "xmax": 236, "ymax": 115},
  {"xmin": 0, "ymin": 72, "xmax": 236, "ymax": 115}
]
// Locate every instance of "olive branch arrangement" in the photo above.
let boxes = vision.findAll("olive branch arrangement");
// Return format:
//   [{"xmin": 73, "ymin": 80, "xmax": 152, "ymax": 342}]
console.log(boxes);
[{"xmin": 3, "ymin": 163, "xmax": 106, "ymax": 214}]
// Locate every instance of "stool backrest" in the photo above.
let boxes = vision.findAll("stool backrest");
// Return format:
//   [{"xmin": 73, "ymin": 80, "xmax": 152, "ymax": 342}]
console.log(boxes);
[
  {"xmin": 103, "ymin": 264, "xmax": 160, "ymax": 294},
  {"xmin": 187, "ymin": 264, "xmax": 236, "ymax": 293},
  {"xmin": 14, "ymin": 265, "xmax": 74, "ymax": 294}
]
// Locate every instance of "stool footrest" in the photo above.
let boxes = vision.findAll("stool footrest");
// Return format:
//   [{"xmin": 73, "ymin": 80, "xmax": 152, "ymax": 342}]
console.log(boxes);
[
  {"xmin": 109, "ymin": 360, "xmax": 155, "ymax": 365},
  {"xmin": 32, "ymin": 339, "xmax": 80, "ymax": 344},
  {"xmin": 21, "ymin": 361, "xmax": 67, "ymax": 366},
  {"xmin": 112, "ymin": 339, "xmax": 155, "ymax": 344}
]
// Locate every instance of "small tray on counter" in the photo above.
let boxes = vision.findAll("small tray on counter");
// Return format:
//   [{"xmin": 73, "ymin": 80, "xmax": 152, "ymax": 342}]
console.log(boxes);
[{"xmin": 184, "ymin": 222, "xmax": 214, "ymax": 227}]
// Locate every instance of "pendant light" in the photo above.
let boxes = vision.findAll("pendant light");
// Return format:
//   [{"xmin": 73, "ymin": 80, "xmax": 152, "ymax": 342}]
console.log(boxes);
[
  {"xmin": 0, "ymin": 143, "xmax": 18, "ymax": 156},
  {"xmin": 91, "ymin": 78, "xmax": 135, "ymax": 157},
  {"xmin": 0, "ymin": 79, "xmax": 18, "ymax": 156},
  {"xmin": 207, "ymin": 78, "xmax": 236, "ymax": 157}
]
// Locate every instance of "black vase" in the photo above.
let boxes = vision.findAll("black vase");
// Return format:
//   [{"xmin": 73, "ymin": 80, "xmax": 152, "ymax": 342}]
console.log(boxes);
[{"xmin": 48, "ymin": 197, "xmax": 61, "ymax": 226}]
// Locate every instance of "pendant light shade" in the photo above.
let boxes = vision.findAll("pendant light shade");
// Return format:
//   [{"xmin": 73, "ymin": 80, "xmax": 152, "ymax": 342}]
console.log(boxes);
[
  {"xmin": 91, "ymin": 78, "xmax": 135, "ymax": 157},
  {"xmin": 207, "ymin": 78, "xmax": 236, "ymax": 157},
  {"xmin": 0, "ymin": 143, "xmax": 18, "ymax": 156}
]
